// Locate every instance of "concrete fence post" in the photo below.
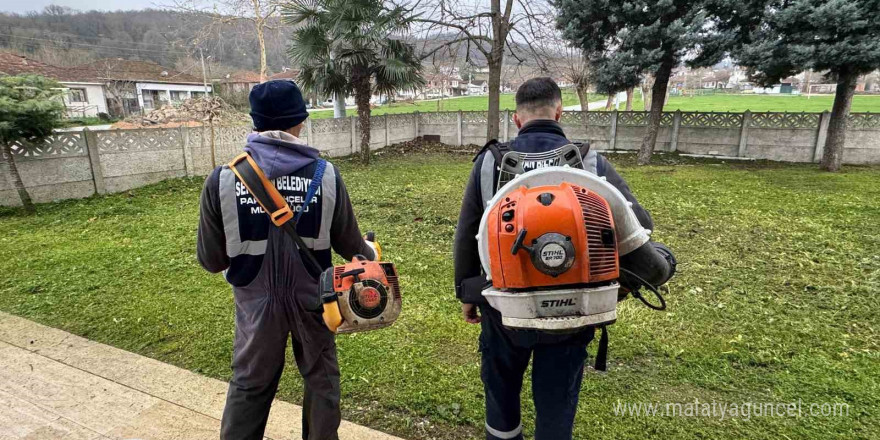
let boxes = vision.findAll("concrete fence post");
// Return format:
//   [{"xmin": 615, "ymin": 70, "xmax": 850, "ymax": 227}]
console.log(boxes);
[
  {"xmin": 457, "ymin": 110, "xmax": 463, "ymax": 146},
  {"xmin": 82, "ymin": 128, "xmax": 106, "ymax": 195},
  {"xmin": 178, "ymin": 126, "xmax": 193, "ymax": 177},
  {"xmin": 350, "ymin": 116, "xmax": 357, "ymax": 155},
  {"xmin": 609, "ymin": 110, "xmax": 619, "ymax": 151},
  {"xmin": 414, "ymin": 111, "xmax": 420, "ymax": 138},
  {"xmin": 306, "ymin": 117, "xmax": 313, "ymax": 146},
  {"xmin": 814, "ymin": 111, "xmax": 831, "ymax": 163},
  {"xmin": 669, "ymin": 110, "xmax": 682, "ymax": 152},
  {"xmin": 384, "ymin": 114, "xmax": 390, "ymax": 147},
  {"xmin": 503, "ymin": 109, "xmax": 510, "ymax": 142},
  {"xmin": 738, "ymin": 110, "xmax": 752, "ymax": 157}
]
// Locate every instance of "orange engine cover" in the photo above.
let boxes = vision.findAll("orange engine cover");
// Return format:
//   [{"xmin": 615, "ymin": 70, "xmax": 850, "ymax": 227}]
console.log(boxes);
[{"xmin": 486, "ymin": 182, "xmax": 619, "ymax": 289}]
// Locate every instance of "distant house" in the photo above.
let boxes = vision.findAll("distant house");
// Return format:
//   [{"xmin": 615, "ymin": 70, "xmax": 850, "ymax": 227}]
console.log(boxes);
[
  {"xmin": 467, "ymin": 80, "xmax": 488, "ymax": 95},
  {"xmin": 214, "ymin": 71, "xmax": 262, "ymax": 94},
  {"xmin": 0, "ymin": 52, "xmax": 109, "ymax": 118},
  {"xmin": 67, "ymin": 59, "xmax": 212, "ymax": 117},
  {"xmin": 423, "ymin": 73, "xmax": 467, "ymax": 97},
  {"xmin": 268, "ymin": 68, "xmax": 301, "ymax": 82}
]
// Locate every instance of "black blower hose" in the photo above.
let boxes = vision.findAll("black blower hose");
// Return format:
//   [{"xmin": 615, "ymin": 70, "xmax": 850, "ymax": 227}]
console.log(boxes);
[{"xmin": 620, "ymin": 267, "xmax": 667, "ymax": 311}]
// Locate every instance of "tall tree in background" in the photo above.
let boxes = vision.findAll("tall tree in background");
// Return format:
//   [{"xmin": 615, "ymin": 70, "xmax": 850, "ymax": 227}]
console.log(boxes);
[
  {"xmin": 710, "ymin": 0, "xmax": 880, "ymax": 171},
  {"xmin": 283, "ymin": 0, "xmax": 424, "ymax": 164},
  {"xmin": 175, "ymin": 0, "xmax": 279, "ymax": 81},
  {"xmin": 415, "ymin": 0, "xmax": 552, "ymax": 141},
  {"xmin": 0, "ymin": 75, "xmax": 65, "ymax": 214},
  {"xmin": 556, "ymin": 0, "xmax": 716, "ymax": 164}
]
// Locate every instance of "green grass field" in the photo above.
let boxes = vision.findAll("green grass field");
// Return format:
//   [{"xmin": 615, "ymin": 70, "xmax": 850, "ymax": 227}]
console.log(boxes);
[
  {"xmin": 308, "ymin": 91, "xmax": 598, "ymax": 119},
  {"xmin": 309, "ymin": 93, "xmax": 880, "ymax": 118},
  {"xmin": 0, "ymin": 152, "xmax": 878, "ymax": 439},
  {"xmin": 636, "ymin": 94, "xmax": 880, "ymax": 113}
]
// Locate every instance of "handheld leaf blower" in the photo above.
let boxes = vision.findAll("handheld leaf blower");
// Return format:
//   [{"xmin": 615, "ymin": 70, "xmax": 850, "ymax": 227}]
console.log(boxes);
[{"xmin": 319, "ymin": 234, "xmax": 402, "ymax": 334}]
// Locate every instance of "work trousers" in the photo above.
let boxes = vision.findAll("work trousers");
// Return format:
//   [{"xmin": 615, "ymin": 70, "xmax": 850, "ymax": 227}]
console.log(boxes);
[
  {"xmin": 220, "ymin": 273, "xmax": 340, "ymax": 439},
  {"xmin": 479, "ymin": 306, "xmax": 594, "ymax": 440}
]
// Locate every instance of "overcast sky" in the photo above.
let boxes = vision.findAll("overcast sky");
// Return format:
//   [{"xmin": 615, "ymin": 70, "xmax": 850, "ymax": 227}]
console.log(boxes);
[{"xmin": 3, "ymin": 0, "xmax": 159, "ymax": 14}]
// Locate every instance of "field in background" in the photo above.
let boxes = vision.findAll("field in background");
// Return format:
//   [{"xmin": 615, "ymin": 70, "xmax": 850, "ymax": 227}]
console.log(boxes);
[
  {"xmin": 634, "ymin": 94, "xmax": 880, "ymax": 113},
  {"xmin": 308, "ymin": 91, "xmax": 598, "ymax": 118},
  {"xmin": 310, "ymin": 93, "xmax": 880, "ymax": 118},
  {"xmin": 0, "ymin": 151, "xmax": 877, "ymax": 440}
]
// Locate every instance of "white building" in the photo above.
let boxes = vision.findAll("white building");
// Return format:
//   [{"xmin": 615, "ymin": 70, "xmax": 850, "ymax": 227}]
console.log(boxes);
[
  {"xmin": 68, "ymin": 59, "xmax": 211, "ymax": 117},
  {"xmin": 0, "ymin": 52, "xmax": 108, "ymax": 118}
]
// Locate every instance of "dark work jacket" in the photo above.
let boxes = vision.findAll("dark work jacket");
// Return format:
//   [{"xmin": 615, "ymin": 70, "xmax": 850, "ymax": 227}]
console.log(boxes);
[{"xmin": 453, "ymin": 119, "xmax": 655, "ymax": 301}]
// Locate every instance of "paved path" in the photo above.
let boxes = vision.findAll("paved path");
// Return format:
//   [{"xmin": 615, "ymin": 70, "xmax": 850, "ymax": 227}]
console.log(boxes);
[
  {"xmin": 563, "ymin": 99, "xmax": 608, "ymax": 111},
  {"xmin": 0, "ymin": 312, "xmax": 403, "ymax": 440}
]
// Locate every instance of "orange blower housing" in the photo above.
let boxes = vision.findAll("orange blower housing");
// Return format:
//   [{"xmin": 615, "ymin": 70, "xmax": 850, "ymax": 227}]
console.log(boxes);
[
  {"xmin": 319, "ymin": 256, "xmax": 402, "ymax": 334},
  {"xmin": 486, "ymin": 182, "xmax": 619, "ymax": 290}
]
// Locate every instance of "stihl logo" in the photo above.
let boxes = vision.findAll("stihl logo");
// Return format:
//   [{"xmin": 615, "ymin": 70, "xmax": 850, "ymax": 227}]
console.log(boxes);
[{"xmin": 541, "ymin": 298, "xmax": 576, "ymax": 307}]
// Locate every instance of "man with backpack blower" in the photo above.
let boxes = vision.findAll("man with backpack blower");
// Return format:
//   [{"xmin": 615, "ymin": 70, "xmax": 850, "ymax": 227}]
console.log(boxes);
[
  {"xmin": 197, "ymin": 80, "xmax": 379, "ymax": 440},
  {"xmin": 454, "ymin": 77, "xmax": 676, "ymax": 440}
]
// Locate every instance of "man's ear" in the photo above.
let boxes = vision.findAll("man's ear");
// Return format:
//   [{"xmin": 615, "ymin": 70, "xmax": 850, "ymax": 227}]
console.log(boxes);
[
  {"xmin": 554, "ymin": 102, "xmax": 563, "ymax": 121},
  {"xmin": 513, "ymin": 112, "xmax": 523, "ymax": 129}
]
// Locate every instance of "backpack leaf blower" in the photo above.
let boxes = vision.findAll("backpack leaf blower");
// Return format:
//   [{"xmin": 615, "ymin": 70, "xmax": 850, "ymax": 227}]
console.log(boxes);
[{"xmin": 476, "ymin": 147, "xmax": 674, "ymax": 333}]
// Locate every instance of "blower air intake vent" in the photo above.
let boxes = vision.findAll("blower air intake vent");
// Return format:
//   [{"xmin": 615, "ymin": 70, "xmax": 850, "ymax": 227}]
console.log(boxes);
[
  {"xmin": 572, "ymin": 185, "xmax": 618, "ymax": 279},
  {"xmin": 386, "ymin": 275, "xmax": 402, "ymax": 301}
]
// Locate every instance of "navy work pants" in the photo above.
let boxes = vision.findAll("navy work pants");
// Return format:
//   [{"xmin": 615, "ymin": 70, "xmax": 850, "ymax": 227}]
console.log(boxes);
[{"xmin": 479, "ymin": 306, "xmax": 594, "ymax": 440}]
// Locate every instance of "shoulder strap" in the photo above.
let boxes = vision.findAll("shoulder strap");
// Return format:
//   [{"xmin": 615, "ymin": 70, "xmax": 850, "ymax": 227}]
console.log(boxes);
[
  {"xmin": 227, "ymin": 153, "xmax": 323, "ymax": 275},
  {"xmin": 294, "ymin": 159, "xmax": 326, "ymax": 224},
  {"xmin": 474, "ymin": 139, "xmax": 509, "ymax": 164}
]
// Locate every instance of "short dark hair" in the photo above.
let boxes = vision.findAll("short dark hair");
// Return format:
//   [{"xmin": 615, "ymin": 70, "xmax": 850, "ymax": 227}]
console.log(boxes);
[{"xmin": 515, "ymin": 77, "xmax": 562, "ymax": 113}]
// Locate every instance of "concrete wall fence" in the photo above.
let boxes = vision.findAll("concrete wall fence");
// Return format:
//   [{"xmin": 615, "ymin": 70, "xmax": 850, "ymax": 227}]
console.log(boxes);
[{"xmin": 2, "ymin": 110, "xmax": 879, "ymax": 206}]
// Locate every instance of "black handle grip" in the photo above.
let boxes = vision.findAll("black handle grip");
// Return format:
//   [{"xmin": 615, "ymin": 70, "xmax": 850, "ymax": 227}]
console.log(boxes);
[
  {"xmin": 340, "ymin": 268, "xmax": 366, "ymax": 281},
  {"xmin": 510, "ymin": 228, "xmax": 533, "ymax": 255}
]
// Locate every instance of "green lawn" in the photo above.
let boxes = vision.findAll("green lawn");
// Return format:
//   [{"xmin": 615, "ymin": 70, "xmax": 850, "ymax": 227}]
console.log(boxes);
[
  {"xmin": 309, "ymin": 92, "xmax": 880, "ymax": 118},
  {"xmin": 308, "ymin": 91, "xmax": 598, "ymax": 119},
  {"xmin": 1, "ymin": 151, "xmax": 878, "ymax": 439},
  {"xmin": 621, "ymin": 93, "xmax": 880, "ymax": 113}
]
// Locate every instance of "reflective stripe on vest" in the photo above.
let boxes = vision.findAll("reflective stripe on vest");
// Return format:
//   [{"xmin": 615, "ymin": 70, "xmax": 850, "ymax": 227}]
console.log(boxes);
[
  {"xmin": 218, "ymin": 162, "xmax": 337, "ymax": 259},
  {"xmin": 479, "ymin": 147, "xmax": 598, "ymax": 207}
]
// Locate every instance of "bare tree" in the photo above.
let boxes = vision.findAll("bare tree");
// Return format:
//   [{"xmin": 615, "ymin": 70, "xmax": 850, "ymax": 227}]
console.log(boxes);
[
  {"xmin": 414, "ymin": 0, "xmax": 553, "ymax": 141},
  {"xmin": 172, "ymin": 0, "xmax": 279, "ymax": 81}
]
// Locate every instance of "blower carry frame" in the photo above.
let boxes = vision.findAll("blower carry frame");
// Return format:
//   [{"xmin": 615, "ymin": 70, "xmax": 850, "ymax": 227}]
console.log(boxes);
[{"xmin": 228, "ymin": 153, "xmax": 402, "ymax": 334}]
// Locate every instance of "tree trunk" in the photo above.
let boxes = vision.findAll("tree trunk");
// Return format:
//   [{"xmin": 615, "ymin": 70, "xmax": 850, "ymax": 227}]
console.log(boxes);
[
  {"xmin": 252, "ymin": 0, "xmax": 268, "ymax": 82},
  {"xmin": 333, "ymin": 92, "xmax": 346, "ymax": 118},
  {"xmin": 256, "ymin": 22, "xmax": 268, "ymax": 82},
  {"xmin": 576, "ymin": 85, "xmax": 588, "ymax": 112},
  {"xmin": 638, "ymin": 60, "xmax": 673, "ymax": 165},
  {"xmin": 605, "ymin": 95, "xmax": 613, "ymax": 111},
  {"xmin": 821, "ymin": 70, "xmax": 858, "ymax": 172},
  {"xmin": 1, "ymin": 142, "xmax": 35, "ymax": 214},
  {"xmin": 354, "ymin": 71, "xmax": 372, "ymax": 164},
  {"xmin": 486, "ymin": 51, "xmax": 503, "ymax": 141},
  {"xmin": 625, "ymin": 87, "xmax": 634, "ymax": 111}
]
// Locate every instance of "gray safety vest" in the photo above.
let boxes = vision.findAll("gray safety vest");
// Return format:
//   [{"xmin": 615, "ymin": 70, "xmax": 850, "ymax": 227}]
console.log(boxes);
[{"xmin": 217, "ymin": 160, "xmax": 338, "ymax": 285}]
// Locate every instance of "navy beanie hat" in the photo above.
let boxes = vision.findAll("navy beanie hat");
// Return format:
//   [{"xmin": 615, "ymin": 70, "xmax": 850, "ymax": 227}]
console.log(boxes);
[{"xmin": 249, "ymin": 80, "xmax": 309, "ymax": 132}]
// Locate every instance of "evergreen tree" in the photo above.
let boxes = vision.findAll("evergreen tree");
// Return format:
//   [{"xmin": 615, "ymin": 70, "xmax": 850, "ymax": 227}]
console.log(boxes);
[
  {"xmin": 710, "ymin": 0, "xmax": 880, "ymax": 171},
  {"xmin": 555, "ymin": 0, "xmax": 719, "ymax": 164},
  {"xmin": 0, "ymin": 75, "xmax": 64, "ymax": 214}
]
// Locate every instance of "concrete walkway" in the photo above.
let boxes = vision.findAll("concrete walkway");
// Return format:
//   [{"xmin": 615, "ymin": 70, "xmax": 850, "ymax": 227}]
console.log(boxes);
[
  {"xmin": 563, "ymin": 99, "xmax": 608, "ymax": 111},
  {"xmin": 0, "ymin": 312, "xmax": 403, "ymax": 440}
]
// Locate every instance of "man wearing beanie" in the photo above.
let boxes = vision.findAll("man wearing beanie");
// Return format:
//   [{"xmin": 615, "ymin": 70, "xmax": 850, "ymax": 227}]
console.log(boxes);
[{"xmin": 197, "ymin": 80, "xmax": 379, "ymax": 440}]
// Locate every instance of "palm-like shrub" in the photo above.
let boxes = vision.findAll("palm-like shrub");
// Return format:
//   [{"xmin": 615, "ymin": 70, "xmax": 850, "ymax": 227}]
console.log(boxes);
[{"xmin": 283, "ymin": 0, "xmax": 424, "ymax": 163}]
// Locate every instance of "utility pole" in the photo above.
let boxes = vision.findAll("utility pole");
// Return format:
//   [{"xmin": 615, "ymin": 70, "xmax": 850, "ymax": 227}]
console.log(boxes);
[{"xmin": 199, "ymin": 48, "xmax": 210, "ymax": 95}]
